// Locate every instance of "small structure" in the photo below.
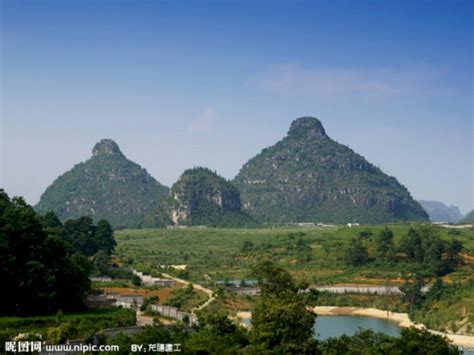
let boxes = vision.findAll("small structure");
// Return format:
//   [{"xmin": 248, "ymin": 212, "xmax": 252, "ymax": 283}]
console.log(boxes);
[
  {"xmin": 225, "ymin": 286, "xmax": 260, "ymax": 296},
  {"xmin": 90, "ymin": 276, "xmax": 113, "ymax": 282},
  {"xmin": 85, "ymin": 293, "xmax": 116, "ymax": 308},
  {"xmin": 105, "ymin": 293, "xmax": 144, "ymax": 309},
  {"xmin": 287, "ymin": 222, "xmax": 316, "ymax": 227},
  {"xmin": 317, "ymin": 223, "xmax": 337, "ymax": 228},
  {"xmin": 295, "ymin": 222, "xmax": 316, "ymax": 227},
  {"xmin": 150, "ymin": 305, "xmax": 198, "ymax": 325},
  {"xmin": 153, "ymin": 279, "xmax": 176, "ymax": 287},
  {"xmin": 133, "ymin": 270, "xmax": 176, "ymax": 287},
  {"xmin": 347, "ymin": 223, "xmax": 360, "ymax": 228}
]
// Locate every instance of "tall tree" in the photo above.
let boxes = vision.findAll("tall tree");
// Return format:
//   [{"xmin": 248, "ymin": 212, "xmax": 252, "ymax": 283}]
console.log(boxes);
[
  {"xmin": 0, "ymin": 189, "xmax": 90, "ymax": 315},
  {"xmin": 249, "ymin": 261, "xmax": 318, "ymax": 353},
  {"xmin": 319, "ymin": 328, "xmax": 459, "ymax": 354},
  {"xmin": 399, "ymin": 228, "xmax": 424, "ymax": 262},
  {"xmin": 445, "ymin": 239, "xmax": 463, "ymax": 271},
  {"xmin": 95, "ymin": 219, "xmax": 116, "ymax": 255},
  {"xmin": 62, "ymin": 217, "xmax": 97, "ymax": 256},
  {"xmin": 185, "ymin": 313, "xmax": 249, "ymax": 353},
  {"xmin": 344, "ymin": 237, "xmax": 369, "ymax": 266},
  {"xmin": 400, "ymin": 269, "xmax": 425, "ymax": 317},
  {"xmin": 41, "ymin": 211, "xmax": 63, "ymax": 228},
  {"xmin": 296, "ymin": 238, "xmax": 313, "ymax": 263},
  {"xmin": 423, "ymin": 236, "xmax": 445, "ymax": 275},
  {"xmin": 62, "ymin": 217, "xmax": 116, "ymax": 257},
  {"xmin": 375, "ymin": 227, "xmax": 395, "ymax": 264}
]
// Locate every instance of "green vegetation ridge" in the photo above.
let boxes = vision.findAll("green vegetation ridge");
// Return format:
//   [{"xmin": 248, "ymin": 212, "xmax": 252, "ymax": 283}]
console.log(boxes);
[
  {"xmin": 145, "ymin": 167, "xmax": 255, "ymax": 227},
  {"xmin": 234, "ymin": 117, "xmax": 429, "ymax": 224},
  {"xmin": 35, "ymin": 139, "xmax": 169, "ymax": 228}
]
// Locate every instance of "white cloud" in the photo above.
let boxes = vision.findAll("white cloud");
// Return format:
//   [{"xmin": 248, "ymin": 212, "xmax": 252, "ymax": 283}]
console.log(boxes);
[
  {"xmin": 187, "ymin": 106, "xmax": 217, "ymax": 134},
  {"xmin": 250, "ymin": 64, "xmax": 452, "ymax": 101}
]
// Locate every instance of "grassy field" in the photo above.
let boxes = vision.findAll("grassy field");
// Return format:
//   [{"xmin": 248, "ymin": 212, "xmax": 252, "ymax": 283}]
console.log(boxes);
[
  {"xmin": 163, "ymin": 285, "xmax": 209, "ymax": 313},
  {"xmin": 114, "ymin": 224, "xmax": 474, "ymax": 334},
  {"xmin": 6, "ymin": 223, "xmax": 468, "ymax": 345},
  {"xmin": 115, "ymin": 224, "xmax": 474, "ymax": 285}
]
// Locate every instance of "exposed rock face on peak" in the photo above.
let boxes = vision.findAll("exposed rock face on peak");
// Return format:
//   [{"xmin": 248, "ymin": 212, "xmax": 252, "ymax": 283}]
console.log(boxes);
[
  {"xmin": 92, "ymin": 139, "xmax": 124, "ymax": 157},
  {"xmin": 35, "ymin": 139, "xmax": 169, "ymax": 228},
  {"xmin": 234, "ymin": 117, "xmax": 429, "ymax": 224},
  {"xmin": 418, "ymin": 200, "xmax": 464, "ymax": 223},
  {"xmin": 146, "ymin": 167, "xmax": 254, "ymax": 227},
  {"xmin": 288, "ymin": 116, "xmax": 327, "ymax": 138}
]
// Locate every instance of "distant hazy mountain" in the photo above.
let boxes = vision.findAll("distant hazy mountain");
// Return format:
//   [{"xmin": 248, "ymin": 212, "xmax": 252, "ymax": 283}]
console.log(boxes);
[
  {"xmin": 418, "ymin": 200, "xmax": 464, "ymax": 223},
  {"xmin": 145, "ymin": 167, "xmax": 254, "ymax": 227},
  {"xmin": 460, "ymin": 210, "xmax": 474, "ymax": 224},
  {"xmin": 35, "ymin": 139, "xmax": 169, "ymax": 228},
  {"xmin": 234, "ymin": 117, "xmax": 429, "ymax": 224}
]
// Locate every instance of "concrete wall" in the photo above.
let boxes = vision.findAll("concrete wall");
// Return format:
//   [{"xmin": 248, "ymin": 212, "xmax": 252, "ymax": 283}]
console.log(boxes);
[
  {"xmin": 150, "ymin": 305, "xmax": 197, "ymax": 324},
  {"xmin": 314, "ymin": 285, "xmax": 431, "ymax": 295}
]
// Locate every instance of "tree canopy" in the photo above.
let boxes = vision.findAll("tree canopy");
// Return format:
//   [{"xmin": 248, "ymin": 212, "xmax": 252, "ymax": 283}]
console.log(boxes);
[
  {"xmin": 0, "ymin": 189, "xmax": 91, "ymax": 315},
  {"xmin": 249, "ymin": 260, "xmax": 318, "ymax": 353},
  {"xmin": 62, "ymin": 217, "xmax": 116, "ymax": 257},
  {"xmin": 343, "ymin": 226, "xmax": 463, "ymax": 276}
]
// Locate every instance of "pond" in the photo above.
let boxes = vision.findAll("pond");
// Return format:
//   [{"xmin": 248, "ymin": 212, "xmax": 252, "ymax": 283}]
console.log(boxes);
[
  {"xmin": 313, "ymin": 315, "xmax": 401, "ymax": 340},
  {"xmin": 241, "ymin": 314, "xmax": 401, "ymax": 339},
  {"xmin": 314, "ymin": 317, "xmax": 473, "ymax": 354}
]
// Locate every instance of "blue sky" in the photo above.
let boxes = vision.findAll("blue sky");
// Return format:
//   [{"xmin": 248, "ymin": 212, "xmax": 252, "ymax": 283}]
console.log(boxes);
[{"xmin": 1, "ymin": 0, "xmax": 473, "ymax": 213}]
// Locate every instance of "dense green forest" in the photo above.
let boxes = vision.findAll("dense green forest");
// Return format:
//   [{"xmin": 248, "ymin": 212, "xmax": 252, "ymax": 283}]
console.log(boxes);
[
  {"xmin": 343, "ymin": 226, "xmax": 463, "ymax": 275},
  {"xmin": 0, "ymin": 189, "xmax": 116, "ymax": 316},
  {"xmin": 234, "ymin": 117, "xmax": 429, "ymax": 224},
  {"xmin": 33, "ymin": 119, "xmax": 436, "ymax": 228},
  {"xmin": 35, "ymin": 139, "xmax": 169, "ymax": 228},
  {"xmin": 146, "ymin": 167, "xmax": 256, "ymax": 227}
]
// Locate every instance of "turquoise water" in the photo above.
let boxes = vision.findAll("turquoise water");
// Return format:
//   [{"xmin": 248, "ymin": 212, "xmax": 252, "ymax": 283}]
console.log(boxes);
[
  {"xmin": 243, "ymin": 315, "xmax": 473, "ymax": 353},
  {"xmin": 242, "ymin": 314, "xmax": 401, "ymax": 339},
  {"xmin": 313, "ymin": 315, "xmax": 401, "ymax": 340},
  {"xmin": 313, "ymin": 316, "xmax": 473, "ymax": 354}
]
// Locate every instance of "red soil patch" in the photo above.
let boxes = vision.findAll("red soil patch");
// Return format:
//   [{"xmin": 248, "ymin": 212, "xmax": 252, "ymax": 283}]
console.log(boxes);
[{"xmin": 100, "ymin": 286, "xmax": 182, "ymax": 303}]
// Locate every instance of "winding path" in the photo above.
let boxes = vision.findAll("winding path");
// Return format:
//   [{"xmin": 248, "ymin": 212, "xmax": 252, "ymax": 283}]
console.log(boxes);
[
  {"xmin": 132, "ymin": 269, "xmax": 215, "ymax": 315},
  {"xmin": 158, "ymin": 271, "xmax": 215, "ymax": 314}
]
